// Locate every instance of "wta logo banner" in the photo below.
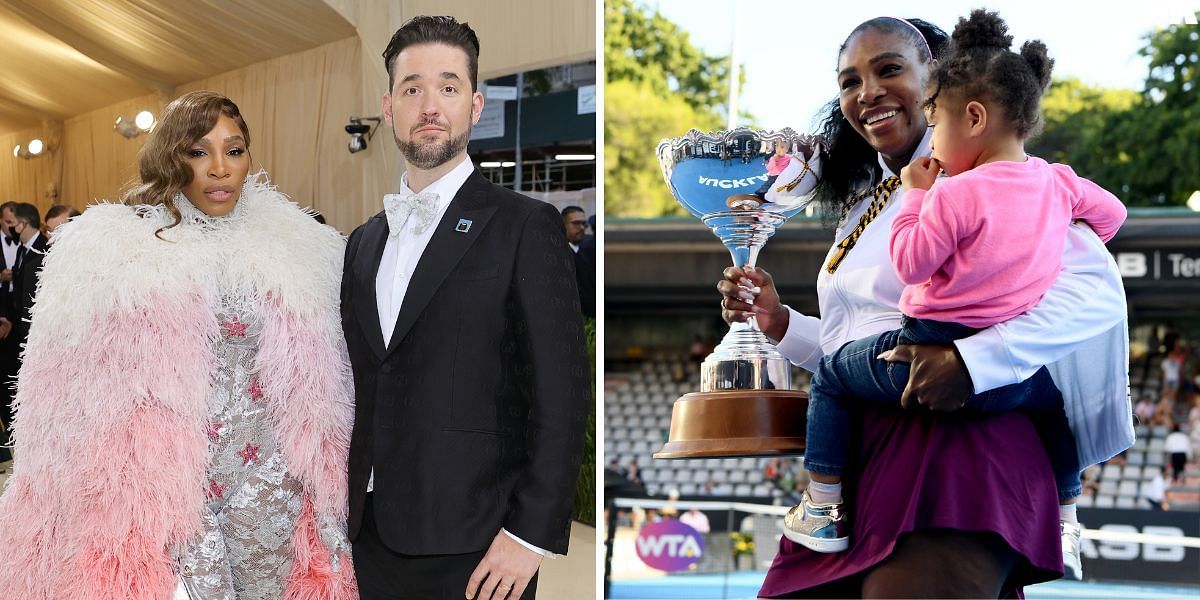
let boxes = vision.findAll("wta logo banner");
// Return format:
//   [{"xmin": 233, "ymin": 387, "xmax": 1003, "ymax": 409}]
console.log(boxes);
[{"xmin": 635, "ymin": 519, "xmax": 705, "ymax": 572}]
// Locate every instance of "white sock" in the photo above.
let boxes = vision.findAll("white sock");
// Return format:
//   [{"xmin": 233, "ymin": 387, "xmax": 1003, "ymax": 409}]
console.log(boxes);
[
  {"xmin": 808, "ymin": 480, "xmax": 842, "ymax": 504},
  {"xmin": 1059, "ymin": 502, "xmax": 1078, "ymax": 525}
]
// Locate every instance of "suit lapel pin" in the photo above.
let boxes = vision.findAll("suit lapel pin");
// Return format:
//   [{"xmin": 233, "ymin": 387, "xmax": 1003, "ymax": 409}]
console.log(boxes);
[{"xmin": 455, "ymin": 218, "xmax": 472, "ymax": 233}]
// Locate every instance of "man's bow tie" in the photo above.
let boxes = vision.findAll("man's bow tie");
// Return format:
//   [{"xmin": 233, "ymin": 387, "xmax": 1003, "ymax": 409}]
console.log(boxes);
[{"xmin": 383, "ymin": 191, "xmax": 439, "ymax": 236}]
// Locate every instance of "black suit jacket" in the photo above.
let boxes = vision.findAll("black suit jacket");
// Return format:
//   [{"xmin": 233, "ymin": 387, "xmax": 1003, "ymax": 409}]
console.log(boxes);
[
  {"xmin": 575, "ymin": 235, "xmax": 595, "ymax": 318},
  {"xmin": 6, "ymin": 234, "xmax": 48, "ymax": 342},
  {"xmin": 342, "ymin": 171, "xmax": 589, "ymax": 556}
]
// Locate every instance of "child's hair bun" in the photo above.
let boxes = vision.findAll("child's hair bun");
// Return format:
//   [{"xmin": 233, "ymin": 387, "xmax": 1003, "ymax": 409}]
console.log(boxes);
[
  {"xmin": 951, "ymin": 9, "xmax": 1013, "ymax": 51},
  {"xmin": 1020, "ymin": 40, "xmax": 1054, "ymax": 89}
]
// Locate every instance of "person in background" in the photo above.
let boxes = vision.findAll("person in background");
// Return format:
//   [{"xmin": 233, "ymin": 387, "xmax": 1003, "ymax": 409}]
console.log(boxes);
[
  {"xmin": 1164, "ymin": 423, "xmax": 1192, "ymax": 483},
  {"xmin": 1142, "ymin": 465, "xmax": 1169, "ymax": 510},
  {"xmin": 42, "ymin": 205, "xmax": 81, "ymax": 241},
  {"xmin": 680, "ymin": 507, "xmax": 711, "ymax": 534}
]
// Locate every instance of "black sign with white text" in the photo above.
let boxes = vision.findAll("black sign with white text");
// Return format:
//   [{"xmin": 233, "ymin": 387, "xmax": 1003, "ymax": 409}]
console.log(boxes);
[
  {"xmin": 1114, "ymin": 250, "xmax": 1200, "ymax": 281},
  {"xmin": 1077, "ymin": 507, "xmax": 1200, "ymax": 584}
]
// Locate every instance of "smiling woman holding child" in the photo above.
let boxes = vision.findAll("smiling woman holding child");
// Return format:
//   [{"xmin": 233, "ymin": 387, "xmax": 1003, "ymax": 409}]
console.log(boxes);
[{"xmin": 718, "ymin": 11, "xmax": 1132, "ymax": 597}]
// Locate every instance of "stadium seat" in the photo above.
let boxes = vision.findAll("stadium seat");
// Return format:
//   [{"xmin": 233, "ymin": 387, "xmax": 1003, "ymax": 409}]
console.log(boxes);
[
  {"xmin": 1117, "ymin": 481, "xmax": 1139, "ymax": 497},
  {"xmin": 1101, "ymin": 464, "xmax": 1121, "ymax": 480},
  {"xmin": 1115, "ymin": 496, "xmax": 1137, "ymax": 509},
  {"xmin": 1095, "ymin": 495, "xmax": 1115, "ymax": 508}
]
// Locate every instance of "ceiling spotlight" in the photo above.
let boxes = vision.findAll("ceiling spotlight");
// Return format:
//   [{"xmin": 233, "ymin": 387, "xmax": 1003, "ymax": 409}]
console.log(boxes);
[
  {"xmin": 135, "ymin": 110, "xmax": 155, "ymax": 131},
  {"xmin": 115, "ymin": 116, "xmax": 139, "ymax": 139},
  {"xmin": 115, "ymin": 110, "xmax": 155, "ymax": 139},
  {"xmin": 554, "ymin": 154, "xmax": 595, "ymax": 161},
  {"xmin": 12, "ymin": 144, "xmax": 20, "ymax": 158},
  {"xmin": 27, "ymin": 139, "xmax": 44, "ymax": 156},
  {"xmin": 346, "ymin": 116, "xmax": 381, "ymax": 154}
]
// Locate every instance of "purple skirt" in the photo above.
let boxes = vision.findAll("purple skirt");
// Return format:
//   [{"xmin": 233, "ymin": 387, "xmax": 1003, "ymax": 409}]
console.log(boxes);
[{"xmin": 759, "ymin": 406, "xmax": 1062, "ymax": 598}]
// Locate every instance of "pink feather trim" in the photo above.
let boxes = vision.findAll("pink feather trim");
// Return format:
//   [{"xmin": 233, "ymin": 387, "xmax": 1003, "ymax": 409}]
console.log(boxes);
[{"xmin": 284, "ymin": 495, "xmax": 359, "ymax": 598}]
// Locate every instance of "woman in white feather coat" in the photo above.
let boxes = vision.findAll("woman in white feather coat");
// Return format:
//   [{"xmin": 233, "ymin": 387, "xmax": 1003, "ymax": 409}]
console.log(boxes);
[{"xmin": 0, "ymin": 91, "xmax": 358, "ymax": 599}]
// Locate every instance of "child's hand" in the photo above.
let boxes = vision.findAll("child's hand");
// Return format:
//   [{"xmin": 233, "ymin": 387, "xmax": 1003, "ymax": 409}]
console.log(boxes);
[{"xmin": 900, "ymin": 156, "xmax": 941, "ymax": 191}]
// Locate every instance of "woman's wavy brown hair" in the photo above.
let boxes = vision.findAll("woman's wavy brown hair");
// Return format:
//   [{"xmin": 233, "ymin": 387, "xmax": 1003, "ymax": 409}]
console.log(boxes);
[{"xmin": 122, "ymin": 91, "xmax": 250, "ymax": 236}]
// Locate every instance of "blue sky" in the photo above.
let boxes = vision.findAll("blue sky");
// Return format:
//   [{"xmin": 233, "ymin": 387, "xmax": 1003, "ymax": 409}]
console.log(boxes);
[{"xmin": 648, "ymin": 0, "xmax": 1198, "ymax": 130}]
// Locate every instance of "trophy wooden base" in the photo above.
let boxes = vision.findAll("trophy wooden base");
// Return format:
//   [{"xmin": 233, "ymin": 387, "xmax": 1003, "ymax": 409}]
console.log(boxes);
[{"xmin": 654, "ymin": 389, "xmax": 808, "ymax": 459}]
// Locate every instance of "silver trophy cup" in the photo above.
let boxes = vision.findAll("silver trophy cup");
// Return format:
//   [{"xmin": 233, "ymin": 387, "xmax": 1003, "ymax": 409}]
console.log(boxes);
[{"xmin": 654, "ymin": 127, "xmax": 821, "ymax": 458}]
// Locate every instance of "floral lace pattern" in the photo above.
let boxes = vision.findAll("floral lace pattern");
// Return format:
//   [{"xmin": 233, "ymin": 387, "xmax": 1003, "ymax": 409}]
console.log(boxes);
[
  {"xmin": 169, "ymin": 190, "xmax": 349, "ymax": 599},
  {"xmin": 177, "ymin": 297, "xmax": 305, "ymax": 599}
]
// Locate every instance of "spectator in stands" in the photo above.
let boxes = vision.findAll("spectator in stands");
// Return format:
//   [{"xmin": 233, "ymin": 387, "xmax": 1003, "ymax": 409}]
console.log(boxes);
[
  {"xmin": 1164, "ymin": 424, "xmax": 1191, "ymax": 483},
  {"xmin": 608, "ymin": 457, "xmax": 627, "ymax": 478},
  {"xmin": 700, "ymin": 479, "xmax": 716, "ymax": 495},
  {"xmin": 43, "ymin": 205, "xmax": 81, "ymax": 241},
  {"xmin": 1151, "ymin": 395, "xmax": 1175, "ymax": 428},
  {"xmin": 763, "ymin": 458, "xmax": 780, "ymax": 482},
  {"xmin": 1142, "ymin": 465, "xmax": 1168, "ymax": 510},
  {"xmin": 1161, "ymin": 347, "xmax": 1184, "ymax": 401},
  {"xmin": 718, "ymin": 15, "xmax": 1128, "ymax": 595},
  {"xmin": 680, "ymin": 508, "xmax": 711, "ymax": 534},
  {"xmin": 627, "ymin": 459, "xmax": 642, "ymax": 486},
  {"xmin": 1135, "ymin": 392, "xmax": 1156, "ymax": 424},
  {"xmin": 662, "ymin": 488, "xmax": 680, "ymax": 518},
  {"xmin": 689, "ymin": 335, "xmax": 707, "ymax": 362}
]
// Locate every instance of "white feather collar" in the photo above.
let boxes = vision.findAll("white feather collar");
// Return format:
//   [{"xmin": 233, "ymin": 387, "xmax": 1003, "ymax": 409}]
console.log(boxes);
[{"xmin": 30, "ymin": 172, "xmax": 345, "ymax": 348}]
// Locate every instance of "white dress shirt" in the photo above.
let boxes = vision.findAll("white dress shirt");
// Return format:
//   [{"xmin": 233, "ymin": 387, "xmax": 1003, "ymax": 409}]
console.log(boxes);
[
  {"xmin": 772, "ymin": 128, "xmax": 1133, "ymax": 468},
  {"xmin": 374, "ymin": 156, "xmax": 473, "ymax": 343},
  {"xmin": 1, "ymin": 229, "xmax": 18, "ymax": 292},
  {"xmin": 20, "ymin": 231, "xmax": 42, "ymax": 256},
  {"xmin": 368, "ymin": 155, "xmax": 552, "ymax": 558}
]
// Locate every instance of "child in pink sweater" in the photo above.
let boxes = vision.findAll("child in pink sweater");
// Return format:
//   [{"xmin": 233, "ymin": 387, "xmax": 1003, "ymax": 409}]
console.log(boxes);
[{"xmin": 783, "ymin": 12, "xmax": 1125, "ymax": 581}]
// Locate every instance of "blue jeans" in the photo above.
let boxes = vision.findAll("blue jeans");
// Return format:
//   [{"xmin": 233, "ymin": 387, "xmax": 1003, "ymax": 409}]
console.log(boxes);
[{"xmin": 804, "ymin": 316, "xmax": 1082, "ymax": 501}]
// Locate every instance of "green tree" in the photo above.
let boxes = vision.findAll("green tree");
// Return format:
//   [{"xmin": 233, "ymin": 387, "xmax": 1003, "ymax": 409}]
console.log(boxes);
[
  {"xmin": 1030, "ymin": 15, "xmax": 1199, "ymax": 206},
  {"xmin": 1028, "ymin": 77, "xmax": 1138, "ymax": 165},
  {"xmin": 605, "ymin": 0, "xmax": 732, "ymax": 111},
  {"xmin": 604, "ymin": 0, "xmax": 732, "ymax": 217}
]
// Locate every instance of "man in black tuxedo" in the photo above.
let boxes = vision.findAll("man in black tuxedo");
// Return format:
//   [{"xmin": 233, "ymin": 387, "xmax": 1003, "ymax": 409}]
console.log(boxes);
[
  {"xmin": 7, "ymin": 203, "xmax": 48, "ymax": 347},
  {"xmin": 341, "ymin": 16, "xmax": 589, "ymax": 600},
  {"xmin": 0, "ymin": 201, "xmax": 21, "ymax": 454}
]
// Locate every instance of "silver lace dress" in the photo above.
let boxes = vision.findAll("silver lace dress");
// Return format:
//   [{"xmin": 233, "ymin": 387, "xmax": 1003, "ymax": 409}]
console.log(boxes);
[{"xmin": 169, "ymin": 196, "xmax": 327, "ymax": 600}]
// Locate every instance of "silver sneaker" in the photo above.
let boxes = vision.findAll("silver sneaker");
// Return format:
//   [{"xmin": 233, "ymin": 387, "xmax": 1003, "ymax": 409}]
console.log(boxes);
[
  {"xmin": 782, "ymin": 489, "xmax": 848, "ymax": 552},
  {"xmin": 1061, "ymin": 520, "xmax": 1083, "ymax": 580}
]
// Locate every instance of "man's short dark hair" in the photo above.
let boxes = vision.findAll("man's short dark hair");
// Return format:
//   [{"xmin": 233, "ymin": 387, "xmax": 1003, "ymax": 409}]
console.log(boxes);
[
  {"xmin": 14, "ymin": 202, "xmax": 40, "ymax": 229},
  {"xmin": 561, "ymin": 205, "xmax": 585, "ymax": 218},
  {"xmin": 45, "ymin": 205, "xmax": 80, "ymax": 221},
  {"xmin": 0, "ymin": 202, "xmax": 16, "ymax": 215},
  {"xmin": 383, "ymin": 16, "xmax": 481, "ymax": 92}
]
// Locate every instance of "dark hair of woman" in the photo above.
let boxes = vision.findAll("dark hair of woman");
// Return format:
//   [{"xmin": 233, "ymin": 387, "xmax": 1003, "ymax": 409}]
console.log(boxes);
[
  {"xmin": 121, "ymin": 90, "xmax": 251, "ymax": 238},
  {"xmin": 812, "ymin": 17, "xmax": 949, "ymax": 227},
  {"xmin": 925, "ymin": 9, "xmax": 1054, "ymax": 138}
]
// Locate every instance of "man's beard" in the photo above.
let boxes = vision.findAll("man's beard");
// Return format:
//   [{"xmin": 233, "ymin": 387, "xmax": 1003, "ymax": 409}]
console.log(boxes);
[{"xmin": 397, "ymin": 121, "xmax": 472, "ymax": 170}]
